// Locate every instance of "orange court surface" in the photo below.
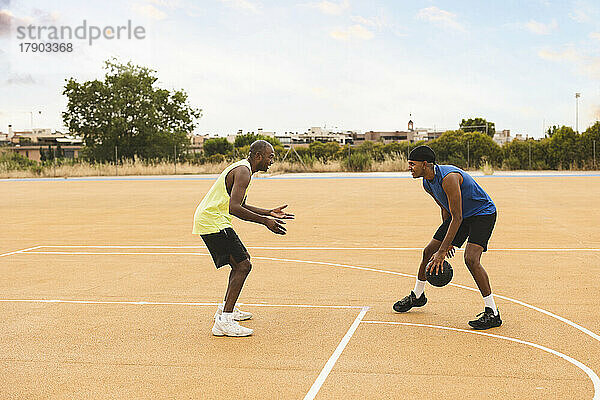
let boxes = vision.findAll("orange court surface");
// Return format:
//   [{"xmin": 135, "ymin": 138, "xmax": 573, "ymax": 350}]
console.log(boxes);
[{"xmin": 1, "ymin": 172, "xmax": 600, "ymax": 399}]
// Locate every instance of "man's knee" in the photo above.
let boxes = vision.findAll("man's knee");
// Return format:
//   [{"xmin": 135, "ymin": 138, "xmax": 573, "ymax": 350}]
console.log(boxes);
[
  {"xmin": 233, "ymin": 259, "xmax": 252, "ymax": 275},
  {"xmin": 464, "ymin": 252, "xmax": 480, "ymax": 269}
]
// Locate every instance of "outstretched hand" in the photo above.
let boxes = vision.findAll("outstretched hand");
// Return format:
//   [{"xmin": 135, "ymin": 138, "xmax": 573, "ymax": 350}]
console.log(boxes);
[
  {"xmin": 265, "ymin": 217, "xmax": 287, "ymax": 235},
  {"xmin": 270, "ymin": 205, "xmax": 295, "ymax": 219}
]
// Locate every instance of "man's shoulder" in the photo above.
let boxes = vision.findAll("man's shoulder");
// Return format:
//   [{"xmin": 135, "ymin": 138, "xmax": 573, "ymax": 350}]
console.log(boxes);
[
  {"xmin": 438, "ymin": 164, "xmax": 464, "ymax": 174},
  {"xmin": 228, "ymin": 163, "xmax": 252, "ymax": 188},
  {"xmin": 439, "ymin": 165, "xmax": 467, "ymax": 180}
]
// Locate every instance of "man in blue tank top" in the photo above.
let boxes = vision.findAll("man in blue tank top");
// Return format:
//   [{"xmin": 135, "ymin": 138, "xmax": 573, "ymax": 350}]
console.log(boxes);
[{"xmin": 393, "ymin": 145, "xmax": 502, "ymax": 329}]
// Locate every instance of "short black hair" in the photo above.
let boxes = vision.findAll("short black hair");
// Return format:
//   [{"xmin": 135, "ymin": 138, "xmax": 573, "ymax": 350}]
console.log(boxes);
[{"xmin": 408, "ymin": 145, "xmax": 436, "ymax": 163}]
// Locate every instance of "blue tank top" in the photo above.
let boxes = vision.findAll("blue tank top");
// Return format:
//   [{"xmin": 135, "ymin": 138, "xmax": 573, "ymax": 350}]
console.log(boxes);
[{"xmin": 422, "ymin": 165, "xmax": 496, "ymax": 218}]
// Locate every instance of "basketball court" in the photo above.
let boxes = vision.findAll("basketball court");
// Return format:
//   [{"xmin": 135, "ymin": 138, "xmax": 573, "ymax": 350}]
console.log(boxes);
[{"xmin": 1, "ymin": 172, "xmax": 599, "ymax": 399}]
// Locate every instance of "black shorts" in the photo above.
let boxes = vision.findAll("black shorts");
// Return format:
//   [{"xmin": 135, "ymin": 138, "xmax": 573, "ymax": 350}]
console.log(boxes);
[
  {"xmin": 200, "ymin": 228, "xmax": 250, "ymax": 268},
  {"xmin": 433, "ymin": 212, "xmax": 496, "ymax": 252}
]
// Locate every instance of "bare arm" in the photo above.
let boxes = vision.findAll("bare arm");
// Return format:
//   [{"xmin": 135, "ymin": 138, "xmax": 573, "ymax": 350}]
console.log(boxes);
[
  {"xmin": 243, "ymin": 201, "xmax": 295, "ymax": 219},
  {"xmin": 228, "ymin": 167, "xmax": 268, "ymax": 224},
  {"xmin": 228, "ymin": 167, "xmax": 287, "ymax": 234},
  {"xmin": 427, "ymin": 173, "xmax": 463, "ymax": 272},
  {"xmin": 438, "ymin": 173, "xmax": 463, "ymax": 253},
  {"xmin": 242, "ymin": 202, "xmax": 271, "ymax": 216}
]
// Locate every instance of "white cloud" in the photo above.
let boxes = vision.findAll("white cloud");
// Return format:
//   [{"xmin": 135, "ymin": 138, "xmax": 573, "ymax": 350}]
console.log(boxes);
[
  {"xmin": 416, "ymin": 6, "xmax": 465, "ymax": 32},
  {"xmin": 0, "ymin": 9, "xmax": 12, "ymax": 36},
  {"xmin": 539, "ymin": 47, "xmax": 600, "ymax": 80},
  {"xmin": 350, "ymin": 15, "xmax": 387, "ymax": 29},
  {"xmin": 140, "ymin": 0, "xmax": 203, "ymax": 17},
  {"xmin": 305, "ymin": 0, "xmax": 349, "ymax": 16},
  {"xmin": 568, "ymin": 1, "xmax": 599, "ymax": 23},
  {"xmin": 219, "ymin": 0, "xmax": 260, "ymax": 13},
  {"xmin": 569, "ymin": 9, "xmax": 590, "ymax": 23},
  {"xmin": 525, "ymin": 19, "xmax": 558, "ymax": 35},
  {"xmin": 145, "ymin": 0, "xmax": 182, "ymax": 8},
  {"xmin": 0, "ymin": 9, "xmax": 53, "ymax": 37},
  {"xmin": 132, "ymin": 3, "xmax": 168, "ymax": 20},
  {"xmin": 330, "ymin": 24, "xmax": 374, "ymax": 41},
  {"xmin": 31, "ymin": 8, "xmax": 60, "ymax": 24},
  {"xmin": 538, "ymin": 48, "xmax": 580, "ymax": 63},
  {"xmin": 4, "ymin": 73, "xmax": 37, "ymax": 86}
]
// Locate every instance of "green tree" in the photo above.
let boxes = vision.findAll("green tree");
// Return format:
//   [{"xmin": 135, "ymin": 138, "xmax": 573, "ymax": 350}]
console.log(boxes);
[
  {"xmin": 203, "ymin": 137, "xmax": 233, "ymax": 157},
  {"xmin": 460, "ymin": 118, "xmax": 495, "ymax": 138},
  {"xmin": 40, "ymin": 146, "xmax": 47, "ymax": 162},
  {"xmin": 581, "ymin": 122, "xmax": 600, "ymax": 167},
  {"xmin": 428, "ymin": 130, "xmax": 501, "ymax": 168},
  {"xmin": 62, "ymin": 59, "xmax": 201, "ymax": 162},
  {"xmin": 428, "ymin": 130, "xmax": 468, "ymax": 167},
  {"xmin": 546, "ymin": 125, "xmax": 559, "ymax": 138},
  {"xmin": 309, "ymin": 141, "xmax": 340, "ymax": 161},
  {"xmin": 502, "ymin": 139, "xmax": 549, "ymax": 170},
  {"xmin": 354, "ymin": 141, "xmax": 387, "ymax": 161},
  {"xmin": 547, "ymin": 126, "xmax": 582, "ymax": 169}
]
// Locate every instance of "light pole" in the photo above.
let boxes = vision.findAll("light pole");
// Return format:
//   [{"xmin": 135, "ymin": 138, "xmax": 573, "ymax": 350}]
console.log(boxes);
[
  {"xmin": 27, "ymin": 110, "xmax": 42, "ymax": 130},
  {"xmin": 575, "ymin": 92, "xmax": 581, "ymax": 134},
  {"xmin": 11, "ymin": 110, "xmax": 41, "ymax": 130}
]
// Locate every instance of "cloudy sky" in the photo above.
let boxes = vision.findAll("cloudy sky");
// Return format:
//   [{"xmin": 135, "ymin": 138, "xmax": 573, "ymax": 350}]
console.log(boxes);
[{"xmin": 1, "ymin": 0, "xmax": 600, "ymax": 138}]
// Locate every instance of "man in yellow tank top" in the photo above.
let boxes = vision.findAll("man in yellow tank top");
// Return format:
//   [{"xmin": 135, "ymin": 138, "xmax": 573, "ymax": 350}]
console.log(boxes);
[{"xmin": 193, "ymin": 140, "xmax": 294, "ymax": 337}]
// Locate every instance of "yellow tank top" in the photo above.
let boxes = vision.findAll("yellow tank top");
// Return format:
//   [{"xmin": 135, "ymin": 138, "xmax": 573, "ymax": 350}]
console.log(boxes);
[{"xmin": 192, "ymin": 159, "xmax": 252, "ymax": 235}]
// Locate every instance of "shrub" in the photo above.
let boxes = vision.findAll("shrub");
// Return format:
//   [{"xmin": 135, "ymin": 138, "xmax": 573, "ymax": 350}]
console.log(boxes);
[
  {"xmin": 208, "ymin": 154, "xmax": 225, "ymax": 163},
  {"xmin": 343, "ymin": 152, "xmax": 372, "ymax": 171},
  {"xmin": 0, "ymin": 151, "xmax": 38, "ymax": 170}
]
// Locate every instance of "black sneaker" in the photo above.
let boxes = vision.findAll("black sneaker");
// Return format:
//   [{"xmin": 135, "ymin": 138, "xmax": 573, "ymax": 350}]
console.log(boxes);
[
  {"xmin": 468, "ymin": 307, "xmax": 502, "ymax": 330},
  {"xmin": 393, "ymin": 291, "xmax": 427, "ymax": 313}
]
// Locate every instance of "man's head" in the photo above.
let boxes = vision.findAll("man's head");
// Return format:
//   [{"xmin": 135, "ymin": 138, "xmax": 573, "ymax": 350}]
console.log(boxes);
[
  {"xmin": 408, "ymin": 145, "xmax": 436, "ymax": 178},
  {"xmin": 248, "ymin": 140, "xmax": 275, "ymax": 172}
]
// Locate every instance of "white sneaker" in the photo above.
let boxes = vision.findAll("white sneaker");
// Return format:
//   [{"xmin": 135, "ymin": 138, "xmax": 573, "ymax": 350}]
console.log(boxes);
[
  {"xmin": 212, "ymin": 315, "xmax": 253, "ymax": 337},
  {"xmin": 214, "ymin": 304, "xmax": 253, "ymax": 321}
]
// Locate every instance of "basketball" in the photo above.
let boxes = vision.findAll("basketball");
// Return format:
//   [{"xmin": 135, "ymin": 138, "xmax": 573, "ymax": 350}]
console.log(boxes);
[{"xmin": 426, "ymin": 260, "xmax": 453, "ymax": 287}]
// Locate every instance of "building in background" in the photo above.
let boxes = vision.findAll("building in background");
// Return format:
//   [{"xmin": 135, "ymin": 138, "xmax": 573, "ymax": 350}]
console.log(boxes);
[
  {"xmin": 493, "ymin": 129, "xmax": 512, "ymax": 145},
  {"xmin": 189, "ymin": 133, "xmax": 207, "ymax": 154},
  {"xmin": 4, "ymin": 125, "xmax": 83, "ymax": 161},
  {"xmin": 364, "ymin": 118, "xmax": 444, "ymax": 144}
]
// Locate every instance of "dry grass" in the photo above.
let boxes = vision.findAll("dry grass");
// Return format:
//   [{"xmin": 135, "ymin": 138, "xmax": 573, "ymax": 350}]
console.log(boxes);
[
  {"xmin": 0, "ymin": 160, "xmax": 231, "ymax": 179},
  {"xmin": 0, "ymin": 157, "xmax": 412, "ymax": 179},
  {"xmin": 369, "ymin": 155, "xmax": 408, "ymax": 172},
  {"xmin": 267, "ymin": 160, "xmax": 343, "ymax": 173},
  {"xmin": 270, "ymin": 155, "xmax": 408, "ymax": 174},
  {"xmin": 480, "ymin": 161, "xmax": 495, "ymax": 175}
]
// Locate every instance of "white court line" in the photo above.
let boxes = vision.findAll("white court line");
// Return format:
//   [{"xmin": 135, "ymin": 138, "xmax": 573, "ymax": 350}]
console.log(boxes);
[
  {"xmin": 0, "ymin": 245, "xmax": 42, "ymax": 257},
  {"xmin": 304, "ymin": 307, "xmax": 370, "ymax": 400},
  {"xmin": 15, "ymin": 250, "xmax": 600, "ymax": 343},
  {"xmin": 31, "ymin": 245, "xmax": 600, "ymax": 251},
  {"xmin": 254, "ymin": 248, "xmax": 600, "ymax": 252},
  {"xmin": 0, "ymin": 299, "xmax": 364, "ymax": 309},
  {"xmin": 23, "ymin": 252, "xmax": 209, "ymax": 256},
  {"xmin": 362, "ymin": 321, "xmax": 600, "ymax": 400}
]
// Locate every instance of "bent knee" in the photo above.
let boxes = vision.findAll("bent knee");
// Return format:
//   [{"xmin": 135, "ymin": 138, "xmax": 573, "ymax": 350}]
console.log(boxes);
[
  {"xmin": 234, "ymin": 259, "xmax": 252, "ymax": 274},
  {"xmin": 464, "ymin": 254, "xmax": 480, "ymax": 269}
]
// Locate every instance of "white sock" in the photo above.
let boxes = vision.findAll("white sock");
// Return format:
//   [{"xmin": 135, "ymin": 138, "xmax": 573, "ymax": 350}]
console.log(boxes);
[
  {"xmin": 483, "ymin": 294, "xmax": 498, "ymax": 315},
  {"xmin": 413, "ymin": 279, "xmax": 427, "ymax": 298},
  {"xmin": 221, "ymin": 312, "xmax": 234, "ymax": 322}
]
